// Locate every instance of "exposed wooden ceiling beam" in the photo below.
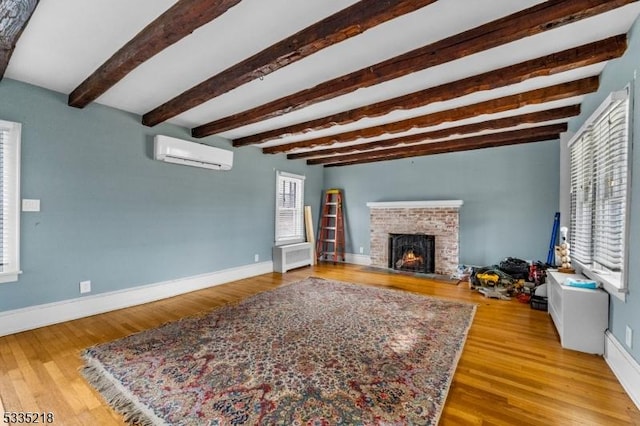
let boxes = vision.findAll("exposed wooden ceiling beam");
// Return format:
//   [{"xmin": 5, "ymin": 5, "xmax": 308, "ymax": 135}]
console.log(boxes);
[
  {"xmin": 201, "ymin": 0, "xmax": 636, "ymax": 142},
  {"xmin": 253, "ymin": 76, "xmax": 597, "ymax": 152},
  {"xmin": 324, "ymin": 133, "xmax": 563, "ymax": 167},
  {"xmin": 68, "ymin": 0, "xmax": 243, "ymax": 108},
  {"xmin": 141, "ymin": 0, "xmax": 440, "ymax": 127},
  {"xmin": 232, "ymin": 35, "xmax": 625, "ymax": 145},
  {"xmin": 311, "ymin": 124, "xmax": 567, "ymax": 167},
  {"xmin": 0, "ymin": 0, "xmax": 39, "ymax": 80},
  {"xmin": 284, "ymin": 105, "xmax": 580, "ymax": 159}
]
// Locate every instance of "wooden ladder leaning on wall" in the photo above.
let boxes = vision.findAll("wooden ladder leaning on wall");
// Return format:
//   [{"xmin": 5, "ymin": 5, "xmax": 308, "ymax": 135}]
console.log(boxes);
[{"xmin": 317, "ymin": 189, "xmax": 345, "ymax": 262}]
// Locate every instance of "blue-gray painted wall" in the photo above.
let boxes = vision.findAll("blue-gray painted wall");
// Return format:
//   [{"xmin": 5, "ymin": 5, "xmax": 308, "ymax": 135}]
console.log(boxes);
[
  {"xmin": 323, "ymin": 141, "xmax": 560, "ymax": 266},
  {"xmin": 0, "ymin": 79, "xmax": 323, "ymax": 311},
  {"xmin": 0, "ymin": 78, "xmax": 561, "ymax": 311},
  {"xmin": 3, "ymin": 13, "xmax": 640, "ymax": 368},
  {"xmin": 566, "ymin": 16, "xmax": 640, "ymax": 362}
]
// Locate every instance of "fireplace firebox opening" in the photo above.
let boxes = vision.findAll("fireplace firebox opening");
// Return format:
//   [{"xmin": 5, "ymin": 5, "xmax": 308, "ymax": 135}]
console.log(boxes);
[{"xmin": 388, "ymin": 233, "xmax": 435, "ymax": 273}]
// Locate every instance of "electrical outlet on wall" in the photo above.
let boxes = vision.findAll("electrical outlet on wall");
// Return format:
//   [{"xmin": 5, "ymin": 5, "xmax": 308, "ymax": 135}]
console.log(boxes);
[
  {"xmin": 22, "ymin": 199, "xmax": 41, "ymax": 212},
  {"xmin": 80, "ymin": 280, "xmax": 91, "ymax": 294},
  {"xmin": 254, "ymin": 254, "xmax": 259, "ymax": 262},
  {"xmin": 626, "ymin": 325, "xmax": 633, "ymax": 348},
  {"xmin": 359, "ymin": 246, "xmax": 364, "ymax": 254}
]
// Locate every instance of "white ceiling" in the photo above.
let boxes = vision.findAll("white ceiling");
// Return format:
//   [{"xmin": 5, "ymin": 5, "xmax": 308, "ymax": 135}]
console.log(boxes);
[{"xmin": 6, "ymin": 0, "xmax": 640, "ymax": 163}]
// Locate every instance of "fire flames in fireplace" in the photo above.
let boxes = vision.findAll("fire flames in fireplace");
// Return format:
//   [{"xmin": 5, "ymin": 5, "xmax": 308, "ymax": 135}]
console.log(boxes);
[
  {"xmin": 396, "ymin": 248, "xmax": 424, "ymax": 269},
  {"xmin": 388, "ymin": 233, "xmax": 435, "ymax": 274}
]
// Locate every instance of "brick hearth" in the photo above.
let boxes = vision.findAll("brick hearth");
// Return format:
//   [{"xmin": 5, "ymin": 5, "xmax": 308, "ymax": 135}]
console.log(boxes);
[{"xmin": 367, "ymin": 201, "xmax": 463, "ymax": 276}]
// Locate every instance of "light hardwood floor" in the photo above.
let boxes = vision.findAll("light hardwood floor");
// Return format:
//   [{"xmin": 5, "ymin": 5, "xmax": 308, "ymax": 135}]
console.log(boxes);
[{"xmin": 1, "ymin": 263, "xmax": 638, "ymax": 425}]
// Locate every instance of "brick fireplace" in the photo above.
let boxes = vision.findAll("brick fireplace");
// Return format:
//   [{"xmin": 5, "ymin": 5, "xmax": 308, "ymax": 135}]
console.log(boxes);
[{"xmin": 367, "ymin": 200, "xmax": 463, "ymax": 276}]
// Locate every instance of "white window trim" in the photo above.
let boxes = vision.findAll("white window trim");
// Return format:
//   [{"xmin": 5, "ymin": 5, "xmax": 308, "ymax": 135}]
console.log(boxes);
[
  {"xmin": 0, "ymin": 120, "xmax": 22, "ymax": 284},
  {"xmin": 274, "ymin": 170, "xmax": 305, "ymax": 246},
  {"xmin": 567, "ymin": 88, "xmax": 631, "ymax": 301},
  {"xmin": 578, "ymin": 262, "xmax": 626, "ymax": 301}
]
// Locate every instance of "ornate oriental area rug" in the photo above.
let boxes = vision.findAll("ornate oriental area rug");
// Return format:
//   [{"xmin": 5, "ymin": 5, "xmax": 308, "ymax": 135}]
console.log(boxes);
[{"xmin": 82, "ymin": 277, "xmax": 476, "ymax": 425}]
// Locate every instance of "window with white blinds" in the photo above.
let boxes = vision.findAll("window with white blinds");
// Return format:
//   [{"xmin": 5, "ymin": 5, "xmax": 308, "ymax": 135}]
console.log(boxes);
[
  {"xmin": 275, "ymin": 171, "xmax": 305, "ymax": 246},
  {"xmin": 569, "ymin": 88, "xmax": 630, "ymax": 290},
  {"xmin": 569, "ymin": 132, "xmax": 593, "ymax": 265},
  {"xmin": 0, "ymin": 120, "xmax": 22, "ymax": 284}
]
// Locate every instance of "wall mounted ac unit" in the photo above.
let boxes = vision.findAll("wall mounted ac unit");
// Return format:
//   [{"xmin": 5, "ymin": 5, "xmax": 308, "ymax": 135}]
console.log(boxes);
[{"xmin": 153, "ymin": 135, "xmax": 233, "ymax": 170}]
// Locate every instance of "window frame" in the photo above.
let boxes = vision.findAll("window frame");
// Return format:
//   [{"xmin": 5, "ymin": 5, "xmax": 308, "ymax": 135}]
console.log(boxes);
[
  {"xmin": 274, "ymin": 170, "xmax": 305, "ymax": 246},
  {"xmin": 568, "ymin": 88, "xmax": 631, "ymax": 298},
  {"xmin": 0, "ymin": 119, "xmax": 22, "ymax": 284}
]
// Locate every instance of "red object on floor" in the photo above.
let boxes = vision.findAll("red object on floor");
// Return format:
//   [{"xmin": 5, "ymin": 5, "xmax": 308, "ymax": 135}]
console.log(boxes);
[{"xmin": 317, "ymin": 189, "xmax": 345, "ymax": 262}]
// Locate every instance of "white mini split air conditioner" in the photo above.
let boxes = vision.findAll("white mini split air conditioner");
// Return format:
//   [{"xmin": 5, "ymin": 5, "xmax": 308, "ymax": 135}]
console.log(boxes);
[{"xmin": 153, "ymin": 135, "xmax": 233, "ymax": 170}]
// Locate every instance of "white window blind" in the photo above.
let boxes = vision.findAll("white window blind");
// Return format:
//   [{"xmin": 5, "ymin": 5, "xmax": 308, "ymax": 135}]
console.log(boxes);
[
  {"xmin": 275, "ymin": 171, "xmax": 305, "ymax": 245},
  {"xmin": 0, "ymin": 120, "xmax": 22, "ymax": 284},
  {"xmin": 568, "ymin": 89, "xmax": 630, "ymax": 289}
]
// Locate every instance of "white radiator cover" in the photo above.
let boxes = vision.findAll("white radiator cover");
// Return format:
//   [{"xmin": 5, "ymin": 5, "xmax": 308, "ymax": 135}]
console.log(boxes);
[{"xmin": 273, "ymin": 243, "xmax": 312, "ymax": 273}]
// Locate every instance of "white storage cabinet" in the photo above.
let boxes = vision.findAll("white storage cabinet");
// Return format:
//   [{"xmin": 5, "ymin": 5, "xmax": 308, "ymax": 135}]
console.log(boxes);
[{"xmin": 547, "ymin": 271, "xmax": 609, "ymax": 354}]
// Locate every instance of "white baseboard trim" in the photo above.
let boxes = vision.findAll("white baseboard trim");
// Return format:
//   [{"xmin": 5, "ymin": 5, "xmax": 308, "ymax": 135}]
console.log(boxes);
[
  {"xmin": 604, "ymin": 330, "xmax": 640, "ymax": 409},
  {"xmin": 344, "ymin": 253, "xmax": 372, "ymax": 266},
  {"xmin": 0, "ymin": 261, "xmax": 274, "ymax": 337}
]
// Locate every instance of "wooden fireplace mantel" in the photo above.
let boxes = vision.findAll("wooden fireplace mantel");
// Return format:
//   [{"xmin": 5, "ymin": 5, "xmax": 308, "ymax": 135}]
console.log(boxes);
[{"xmin": 366, "ymin": 200, "xmax": 463, "ymax": 209}]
